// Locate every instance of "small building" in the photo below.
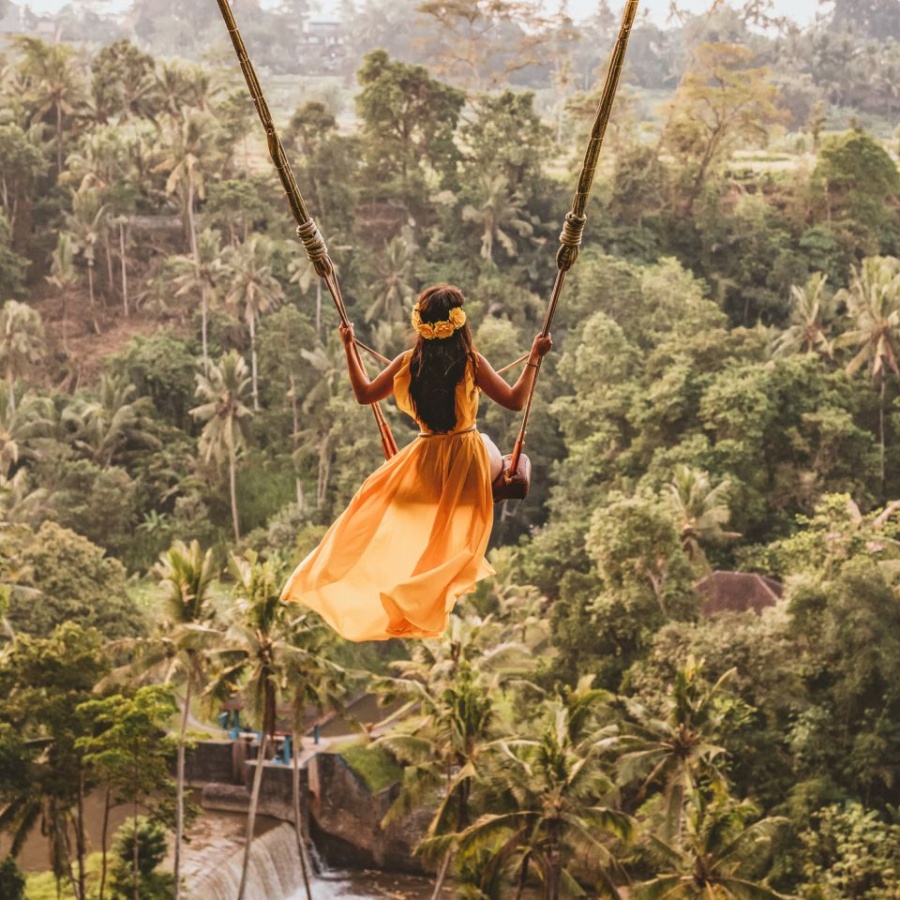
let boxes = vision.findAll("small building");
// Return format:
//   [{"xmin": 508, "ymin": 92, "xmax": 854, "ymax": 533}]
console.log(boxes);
[
  {"xmin": 296, "ymin": 18, "xmax": 348, "ymax": 73},
  {"xmin": 694, "ymin": 571, "xmax": 783, "ymax": 617}
]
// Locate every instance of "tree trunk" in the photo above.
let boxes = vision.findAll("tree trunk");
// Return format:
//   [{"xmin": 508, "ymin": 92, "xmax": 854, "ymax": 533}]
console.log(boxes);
[
  {"xmin": 880, "ymin": 375, "xmax": 886, "ymax": 500},
  {"xmin": 431, "ymin": 848, "xmax": 452, "ymax": 900},
  {"xmin": 249, "ymin": 313, "xmax": 259, "ymax": 412},
  {"xmin": 99, "ymin": 785, "xmax": 111, "ymax": 900},
  {"xmin": 119, "ymin": 221, "xmax": 129, "ymax": 318},
  {"xmin": 61, "ymin": 292, "xmax": 70, "ymax": 356},
  {"xmin": 75, "ymin": 767, "xmax": 87, "ymax": 900},
  {"xmin": 513, "ymin": 853, "xmax": 531, "ymax": 900},
  {"xmin": 237, "ymin": 731, "xmax": 269, "ymax": 900},
  {"xmin": 316, "ymin": 280, "xmax": 322, "ymax": 339},
  {"xmin": 229, "ymin": 448, "xmax": 240, "ymax": 543},
  {"xmin": 187, "ymin": 179, "xmax": 199, "ymax": 260},
  {"xmin": 87, "ymin": 262, "xmax": 101, "ymax": 334},
  {"xmin": 201, "ymin": 286, "xmax": 209, "ymax": 372},
  {"xmin": 132, "ymin": 802, "xmax": 139, "ymax": 900},
  {"xmin": 292, "ymin": 704, "xmax": 314, "ymax": 900},
  {"xmin": 56, "ymin": 101, "xmax": 63, "ymax": 175},
  {"xmin": 6, "ymin": 364, "xmax": 15, "ymax": 415},
  {"xmin": 105, "ymin": 239, "xmax": 114, "ymax": 302},
  {"xmin": 173, "ymin": 673, "xmax": 194, "ymax": 900},
  {"xmin": 289, "ymin": 371, "xmax": 303, "ymax": 507},
  {"xmin": 547, "ymin": 858, "xmax": 560, "ymax": 900},
  {"xmin": 317, "ymin": 440, "xmax": 329, "ymax": 509},
  {"xmin": 1, "ymin": 175, "xmax": 9, "ymax": 229}
]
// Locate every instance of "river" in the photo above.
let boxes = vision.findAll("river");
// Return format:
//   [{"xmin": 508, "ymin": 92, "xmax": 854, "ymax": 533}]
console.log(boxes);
[{"xmin": 285, "ymin": 868, "xmax": 446, "ymax": 899}]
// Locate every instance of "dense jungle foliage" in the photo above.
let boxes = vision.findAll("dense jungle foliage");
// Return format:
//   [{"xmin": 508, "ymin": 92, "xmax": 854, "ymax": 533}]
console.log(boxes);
[{"xmin": 2, "ymin": 0, "xmax": 900, "ymax": 896}]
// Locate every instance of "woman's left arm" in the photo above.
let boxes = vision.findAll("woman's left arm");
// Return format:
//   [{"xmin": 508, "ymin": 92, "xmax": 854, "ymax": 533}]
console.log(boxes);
[{"xmin": 340, "ymin": 323, "xmax": 406, "ymax": 405}]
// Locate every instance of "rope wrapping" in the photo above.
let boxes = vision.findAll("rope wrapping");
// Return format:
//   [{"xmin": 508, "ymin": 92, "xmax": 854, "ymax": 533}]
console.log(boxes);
[
  {"xmin": 556, "ymin": 212, "xmax": 587, "ymax": 271},
  {"xmin": 296, "ymin": 220, "xmax": 334, "ymax": 278}
]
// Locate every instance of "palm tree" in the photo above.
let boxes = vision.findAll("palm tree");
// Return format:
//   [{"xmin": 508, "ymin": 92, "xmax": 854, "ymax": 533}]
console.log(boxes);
[
  {"xmin": 457, "ymin": 698, "xmax": 631, "ymax": 900},
  {"xmin": 191, "ymin": 351, "xmax": 254, "ymax": 542},
  {"xmin": 47, "ymin": 232, "xmax": 80, "ymax": 353},
  {"xmin": 61, "ymin": 373, "xmax": 158, "ymax": 468},
  {"xmin": 13, "ymin": 36, "xmax": 86, "ymax": 173},
  {"xmin": 374, "ymin": 615, "xmax": 532, "ymax": 898},
  {"xmin": 170, "ymin": 227, "xmax": 225, "ymax": 372},
  {"xmin": 154, "ymin": 61, "xmax": 220, "ymax": 119},
  {"xmin": 477, "ymin": 546, "xmax": 549, "ymax": 649},
  {"xmin": 836, "ymin": 256, "xmax": 900, "ymax": 495},
  {"xmin": 296, "ymin": 343, "xmax": 344, "ymax": 508},
  {"xmin": 151, "ymin": 540, "xmax": 218, "ymax": 900},
  {"xmin": 65, "ymin": 185, "xmax": 109, "ymax": 334},
  {"xmin": 366, "ymin": 229, "xmax": 416, "ymax": 323},
  {"xmin": 153, "ymin": 108, "xmax": 220, "ymax": 259},
  {"xmin": 772, "ymin": 272, "xmax": 833, "ymax": 358},
  {"xmin": 224, "ymin": 235, "xmax": 284, "ymax": 411},
  {"xmin": 66, "ymin": 126, "xmax": 131, "ymax": 194},
  {"xmin": 0, "ymin": 467, "xmax": 47, "ymax": 525},
  {"xmin": 64, "ymin": 125, "xmax": 137, "ymax": 315},
  {"xmin": 154, "ymin": 61, "xmax": 195, "ymax": 120},
  {"xmin": 0, "ymin": 301, "xmax": 44, "ymax": 416},
  {"xmin": 617, "ymin": 658, "xmax": 733, "ymax": 846},
  {"xmin": 281, "ymin": 615, "xmax": 348, "ymax": 898},
  {"xmin": 461, "ymin": 173, "xmax": 534, "ymax": 262},
  {"xmin": 664, "ymin": 467, "xmax": 741, "ymax": 572},
  {"xmin": 633, "ymin": 796, "xmax": 788, "ymax": 899},
  {"xmin": 0, "ymin": 390, "xmax": 54, "ymax": 479},
  {"xmin": 207, "ymin": 551, "xmax": 346, "ymax": 900},
  {"xmin": 212, "ymin": 552, "xmax": 283, "ymax": 900},
  {"xmin": 0, "ymin": 121, "xmax": 46, "ymax": 235}
]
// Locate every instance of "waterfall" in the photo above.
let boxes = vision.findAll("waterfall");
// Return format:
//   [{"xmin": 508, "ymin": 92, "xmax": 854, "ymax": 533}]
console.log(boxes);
[
  {"xmin": 189, "ymin": 822, "xmax": 305, "ymax": 899},
  {"xmin": 187, "ymin": 822, "xmax": 388, "ymax": 900}
]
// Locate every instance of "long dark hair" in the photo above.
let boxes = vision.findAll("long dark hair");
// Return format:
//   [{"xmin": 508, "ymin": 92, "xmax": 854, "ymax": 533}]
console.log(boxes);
[{"xmin": 409, "ymin": 284, "xmax": 477, "ymax": 433}]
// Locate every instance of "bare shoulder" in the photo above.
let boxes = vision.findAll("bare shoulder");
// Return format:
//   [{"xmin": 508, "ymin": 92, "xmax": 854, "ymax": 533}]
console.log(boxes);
[
  {"xmin": 475, "ymin": 351, "xmax": 496, "ymax": 374},
  {"xmin": 386, "ymin": 351, "xmax": 409, "ymax": 374}
]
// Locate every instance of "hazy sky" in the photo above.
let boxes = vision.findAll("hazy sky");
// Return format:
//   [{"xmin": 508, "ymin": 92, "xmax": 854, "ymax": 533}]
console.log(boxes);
[{"xmin": 21, "ymin": 0, "xmax": 824, "ymax": 26}]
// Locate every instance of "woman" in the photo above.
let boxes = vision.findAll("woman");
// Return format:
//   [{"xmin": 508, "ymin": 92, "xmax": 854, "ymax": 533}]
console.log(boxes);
[{"xmin": 281, "ymin": 284, "xmax": 552, "ymax": 641}]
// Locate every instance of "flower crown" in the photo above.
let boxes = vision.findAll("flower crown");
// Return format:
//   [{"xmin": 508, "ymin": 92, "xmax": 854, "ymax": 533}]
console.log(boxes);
[{"xmin": 411, "ymin": 303, "xmax": 467, "ymax": 340}]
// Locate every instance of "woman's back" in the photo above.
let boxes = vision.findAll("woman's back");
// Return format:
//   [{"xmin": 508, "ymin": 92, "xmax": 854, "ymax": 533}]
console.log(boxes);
[{"xmin": 393, "ymin": 350, "xmax": 479, "ymax": 434}]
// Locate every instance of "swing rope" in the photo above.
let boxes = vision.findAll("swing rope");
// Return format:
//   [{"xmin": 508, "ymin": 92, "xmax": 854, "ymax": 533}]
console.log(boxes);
[
  {"xmin": 214, "ymin": 0, "xmax": 398, "ymax": 460},
  {"xmin": 214, "ymin": 0, "xmax": 639, "ymax": 477},
  {"xmin": 506, "ymin": 0, "xmax": 640, "ymax": 478}
]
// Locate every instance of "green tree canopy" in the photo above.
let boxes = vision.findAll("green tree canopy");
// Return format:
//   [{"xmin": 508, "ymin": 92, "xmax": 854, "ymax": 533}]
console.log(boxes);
[{"xmin": 3, "ymin": 521, "xmax": 144, "ymax": 639}]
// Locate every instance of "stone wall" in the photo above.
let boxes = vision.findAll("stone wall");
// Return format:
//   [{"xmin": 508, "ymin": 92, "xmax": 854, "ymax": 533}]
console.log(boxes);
[
  {"xmin": 308, "ymin": 752, "xmax": 430, "ymax": 874},
  {"xmin": 185, "ymin": 740, "xmax": 239, "ymax": 785},
  {"xmin": 188, "ymin": 740, "xmax": 429, "ymax": 875}
]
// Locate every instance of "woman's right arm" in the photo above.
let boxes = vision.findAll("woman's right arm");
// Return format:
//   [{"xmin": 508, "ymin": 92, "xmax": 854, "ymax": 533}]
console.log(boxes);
[
  {"xmin": 340, "ymin": 323, "xmax": 406, "ymax": 405},
  {"xmin": 475, "ymin": 333, "xmax": 553, "ymax": 411}
]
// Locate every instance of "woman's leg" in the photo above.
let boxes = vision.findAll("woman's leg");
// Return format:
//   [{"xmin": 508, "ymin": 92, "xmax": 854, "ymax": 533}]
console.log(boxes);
[{"xmin": 481, "ymin": 433, "xmax": 503, "ymax": 483}]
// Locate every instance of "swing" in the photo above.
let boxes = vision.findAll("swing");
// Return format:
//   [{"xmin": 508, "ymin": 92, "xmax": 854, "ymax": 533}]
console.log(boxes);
[{"xmin": 213, "ymin": 0, "xmax": 640, "ymax": 503}]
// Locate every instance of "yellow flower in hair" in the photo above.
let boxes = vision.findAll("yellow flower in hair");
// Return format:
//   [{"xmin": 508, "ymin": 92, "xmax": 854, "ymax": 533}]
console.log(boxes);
[
  {"xmin": 433, "ymin": 320, "xmax": 455, "ymax": 339},
  {"xmin": 410, "ymin": 302, "xmax": 466, "ymax": 340}
]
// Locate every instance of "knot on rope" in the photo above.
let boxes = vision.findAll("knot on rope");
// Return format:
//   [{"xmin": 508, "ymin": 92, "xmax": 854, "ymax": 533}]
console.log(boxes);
[
  {"xmin": 296, "ymin": 219, "xmax": 333, "ymax": 278},
  {"xmin": 556, "ymin": 212, "xmax": 587, "ymax": 271}
]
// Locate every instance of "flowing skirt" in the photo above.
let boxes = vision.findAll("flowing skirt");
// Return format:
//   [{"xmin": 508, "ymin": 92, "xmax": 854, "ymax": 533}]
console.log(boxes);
[{"xmin": 281, "ymin": 430, "xmax": 495, "ymax": 641}]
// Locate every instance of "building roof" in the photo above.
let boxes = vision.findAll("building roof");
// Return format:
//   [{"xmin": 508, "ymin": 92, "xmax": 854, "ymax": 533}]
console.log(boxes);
[{"xmin": 694, "ymin": 571, "xmax": 783, "ymax": 617}]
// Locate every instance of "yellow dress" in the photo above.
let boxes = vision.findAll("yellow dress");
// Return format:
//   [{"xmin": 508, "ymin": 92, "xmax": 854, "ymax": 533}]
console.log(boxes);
[{"xmin": 281, "ymin": 352, "xmax": 495, "ymax": 641}]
